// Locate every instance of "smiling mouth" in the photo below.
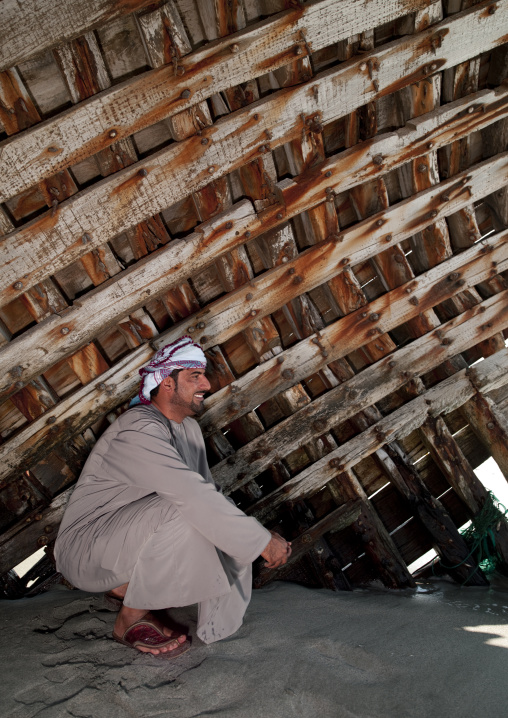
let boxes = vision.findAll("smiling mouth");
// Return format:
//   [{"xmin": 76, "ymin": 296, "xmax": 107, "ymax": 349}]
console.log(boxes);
[{"xmin": 194, "ymin": 393, "xmax": 205, "ymax": 401}]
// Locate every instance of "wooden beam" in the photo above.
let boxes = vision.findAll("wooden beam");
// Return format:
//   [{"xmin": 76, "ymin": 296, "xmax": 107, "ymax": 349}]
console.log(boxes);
[
  {"xmin": 199, "ymin": 228, "xmax": 508, "ymax": 433},
  {"xmin": 1, "ymin": 151, "xmax": 507, "ymax": 403},
  {"xmin": 0, "ymin": 0, "xmax": 443, "ymax": 199},
  {"xmin": 461, "ymin": 391, "xmax": 508, "ymax": 481},
  {"xmin": 214, "ymin": 291, "xmax": 508, "ymax": 497},
  {"xmin": 1, "ymin": 289, "xmax": 507, "ymax": 488},
  {"xmin": 1, "ymin": 80, "xmax": 507, "ymax": 308},
  {"xmin": 420, "ymin": 415, "xmax": 508, "ymax": 571},
  {"xmin": 0, "ymin": 0, "xmax": 164, "ymax": 72},
  {"xmin": 247, "ymin": 347, "xmax": 508, "ymax": 523}
]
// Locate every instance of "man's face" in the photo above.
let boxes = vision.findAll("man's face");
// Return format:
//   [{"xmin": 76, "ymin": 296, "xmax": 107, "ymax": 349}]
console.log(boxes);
[{"xmin": 170, "ymin": 368, "xmax": 211, "ymax": 417}]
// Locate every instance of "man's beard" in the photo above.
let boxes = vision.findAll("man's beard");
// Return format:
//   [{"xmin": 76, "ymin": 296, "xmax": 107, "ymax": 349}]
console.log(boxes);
[{"xmin": 173, "ymin": 389, "xmax": 205, "ymax": 416}]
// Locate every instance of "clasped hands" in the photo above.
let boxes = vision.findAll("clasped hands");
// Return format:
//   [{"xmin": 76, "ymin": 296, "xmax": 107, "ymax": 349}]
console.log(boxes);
[{"xmin": 261, "ymin": 530, "xmax": 292, "ymax": 569}]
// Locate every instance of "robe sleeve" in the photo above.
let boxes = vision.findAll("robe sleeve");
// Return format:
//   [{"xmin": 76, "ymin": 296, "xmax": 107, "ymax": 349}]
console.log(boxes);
[{"xmin": 99, "ymin": 416, "xmax": 271, "ymax": 564}]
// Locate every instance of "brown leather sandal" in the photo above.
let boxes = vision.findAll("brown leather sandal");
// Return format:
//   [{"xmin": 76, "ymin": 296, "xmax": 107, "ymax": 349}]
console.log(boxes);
[{"xmin": 113, "ymin": 619, "xmax": 191, "ymax": 657}]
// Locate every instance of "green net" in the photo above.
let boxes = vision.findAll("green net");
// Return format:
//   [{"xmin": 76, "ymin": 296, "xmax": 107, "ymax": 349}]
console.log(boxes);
[{"xmin": 432, "ymin": 491, "xmax": 508, "ymax": 583}]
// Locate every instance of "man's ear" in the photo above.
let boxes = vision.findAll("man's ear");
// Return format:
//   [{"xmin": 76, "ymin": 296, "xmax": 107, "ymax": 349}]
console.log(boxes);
[{"xmin": 160, "ymin": 377, "xmax": 176, "ymax": 395}]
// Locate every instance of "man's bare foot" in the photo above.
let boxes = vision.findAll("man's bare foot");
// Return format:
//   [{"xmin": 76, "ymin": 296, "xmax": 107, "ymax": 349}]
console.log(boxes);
[{"xmin": 113, "ymin": 605, "xmax": 188, "ymax": 656}]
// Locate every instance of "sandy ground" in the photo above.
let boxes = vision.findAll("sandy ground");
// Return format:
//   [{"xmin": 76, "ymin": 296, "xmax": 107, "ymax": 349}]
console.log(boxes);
[{"xmin": 1, "ymin": 576, "xmax": 507, "ymax": 718}]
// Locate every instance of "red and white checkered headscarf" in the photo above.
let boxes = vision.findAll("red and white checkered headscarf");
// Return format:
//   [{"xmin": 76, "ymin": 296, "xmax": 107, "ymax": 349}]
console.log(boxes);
[{"xmin": 138, "ymin": 336, "xmax": 206, "ymax": 404}]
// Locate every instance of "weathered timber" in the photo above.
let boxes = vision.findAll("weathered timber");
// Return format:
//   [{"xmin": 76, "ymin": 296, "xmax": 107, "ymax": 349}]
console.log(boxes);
[
  {"xmin": 0, "ymin": 488, "xmax": 72, "ymax": 577},
  {"xmin": 212, "ymin": 292, "xmax": 508, "ymax": 496},
  {"xmin": 2, "ymin": 82, "xmax": 507, "ymax": 310},
  {"xmin": 381, "ymin": 443, "xmax": 489, "ymax": 586},
  {"xmin": 0, "ymin": 0, "xmax": 162, "ymax": 71},
  {"xmin": 199, "ymin": 230, "xmax": 508, "ymax": 433},
  {"xmin": 253, "ymin": 499, "xmax": 362, "ymax": 588},
  {"xmin": 0, "ymin": 0, "xmax": 444, "ymax": 198},
  {"xmin": 328, "ymin": 470, "xmax": 415, "ymax": 588},
  {"xmin": 461, "ymin": 391, "xmax": 508, "ymax": 481},
  {"xmin": 2, "ymin": 145, "xmax": 507, "ymax": 403},
  {"xmin": 420, "ymin": 415, "xmax": 508, "ymax": 572},
  {"xmin": 246, "ymin": 348, "xmax": 508, "ymax": 524},
  {"xmin": 2, "ymin": 289, "xmax": 507, "ymax": 489}
]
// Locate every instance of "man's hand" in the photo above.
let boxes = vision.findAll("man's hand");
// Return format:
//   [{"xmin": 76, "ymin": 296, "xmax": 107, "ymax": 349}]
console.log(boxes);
[{"xmin": 261, "ymin": 531, "xmax": 292, "ymax": 569}]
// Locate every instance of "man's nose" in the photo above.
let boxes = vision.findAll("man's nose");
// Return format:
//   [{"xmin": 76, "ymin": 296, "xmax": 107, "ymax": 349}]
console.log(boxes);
[{"xmin": 200, "ymin": 375, "xmax": 211, "ymax": 391}]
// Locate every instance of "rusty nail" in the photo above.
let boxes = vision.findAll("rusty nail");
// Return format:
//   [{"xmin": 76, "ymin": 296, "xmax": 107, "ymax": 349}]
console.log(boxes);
[
  {"xmin": 44, "ymin": 525, "xmax": 53, "ymax": 534},
  {"xmin": 427, "ymin": 142, "xmax": 434, "ymax": 149},
  {"xmin": 294, "ymin": 45, "xmax": 303, "ymax": 55},
  {"xmin": 361, "ymin": 312, "xmax": 368, "ymax": 318},
  {"xmin": 276, "ymin": 212, "xmax": 283, "ymax": 220},
  {"xmin": 245, "ymin": 231, "xmax": 251, "ymax": 238},
  {"xmin": 200, "ymin": 335, "xmax": 208, "ymax": 343},
  {"xmin": 487, "ymin": 422, "xmax": 495, "ymax": 429},
  {"xmin": 467, "ymin": 106, "xmax": 475, "ymax": 114},
  {"xmin": 201, "ymin": 137, "xmax": 209, "ymax": 145},
  {"xmin": 180, "ymin": 89, "xmax": 191, "ymax": 99},
  {"xmin": 282, "ymin": 368, "xmax": 294, "ymax": 379},
  {"xmin": 208, "ymin": 166, "xmax": 215, "ymax": 174},
  {"xmin": 325, "ymin": 187, "xmax": 334, "ymax": 194},
  {"xmin": 448, "ymin": 272, "xmax": 459, "ymax": 281},
  {"xmin": 375, "ymin": 219, "xmax": 383, "ymax": 227},
  {"xmin": 13, "ymin": 281, "xmax": 23, "ymax": 290},
  {"xmin": 441, "ymin": 194, "xmax": 450, "ymax": 202},
  {"xmin": 37, "ymin": 536, "xmax": 49, "ymax": 547},
  {"xmin": 430, "ymin": 63, "xmax": 437, "ymax": 71},
  {"xmin": 246, "ymin": 293, "xmax": 253, "ymax": 300},
  {"xmin": 488, "ymin": 4, "xmax": 497, "ymax": 13},
  {"xmin": 322, "ymin": 350, "xmax": 328, "ymax": 358},
  {"xmin": 258, "ymin": 144, "xmax": 269, "ymax": 153},
  {"xmin": 369, "ymin": 313, "xmax": 379, "ymax": 322},
  {"xmin": 385, "ymin": 234, "xmax": 392, "ymax": 243},
  {"xmin": 302, "ymin": 534, "xmax": 312, "ymax": 544},
  {"xmin": 225, "ymin": 221, "xmax": 233, "ymax": 229},
  {"xmin": 277, "ymin": 356, "xmax": 285, "ymax": 364},
  {"xmin": 289, "ymin": 267, "xmax": 296, "ymax": 275},
  {"xmin": 389, "ymin": 361, "xmax": 396, "ymax": 368},
  {"xmin": 176, "ymin": 66, "xmax": 185, "ymax": 76},
  {"xmin": 293, "ymin": 276, "xmax": 303, "ymax": 284},
  {"xmin": 188, "ymin": 326, "xmax": 195, "ymax": 333},
  {"xmin": 359, "ymin": 62, "xmax": 367, "ymax": 71},
  {"xmin": 455, "ymin": 279, "xmax": 466, "ymax": 286},
  {"xmin": 82, "ymin": 232, "xmax": 92, "ymax": 244},
  {"xmin": 325, "ymin": 171, "xmax": 332, "ymax": 178},
  {"xmin": 46, "ymin": 416, "xmax": 56, "ymax": 424},
  {"xmin": 60, "ymin": 327, "xmax": 70, "ymax": 335},
  {"xmin": 253, "ymin": 114, "xmax": 259, "ymax": 120},
  {"xmin": 417, "ymin": 163, "xmax": 427, "ymax": 173},
  {"xmin": 196, "ymin": 322, "xmax": 205, "ymax": 329},
  {"xmin": 98, "ymin": 382, "xmax": 106, "ymax": 390},
  {"xmin": 109, "ymin": 129, "xmax": 118, "ymax": 139},
  {"xmin": 230, "ymin": 43, "xmax": 239, "ymax": 53},
  {"xmin": 409, "ymin": 296, "xmax": 419, "ymax": 306},
  {"xmin": 373, "ymin": 155, "xmax": 383, "ymax": 165},
  {"xmin": 138, "ymin": 168, "xmax": 148, "ymax": 177},
  {"xmin": 250, "ymin": 310, "xmax": 257, "ymax": 317},
  {"xmin": 48, "ymin": 146, "xmax": 59, "ymax": 153},
  {"xmin": 15, "ymin": 381, "xmax": 24, "ymax": 389},
  {"xmin": 341, "ymin": 258, "xmax": 349, "ymax": 266},
  {"xmin": 429, "ymin": 210, "xmax": 438, "ymax": 218}
]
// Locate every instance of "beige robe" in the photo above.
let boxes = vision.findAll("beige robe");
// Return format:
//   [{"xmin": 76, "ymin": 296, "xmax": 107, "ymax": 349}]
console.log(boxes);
[{"xmin": 54, "ymin": 404, "xmax": 271, "ymax": 643}]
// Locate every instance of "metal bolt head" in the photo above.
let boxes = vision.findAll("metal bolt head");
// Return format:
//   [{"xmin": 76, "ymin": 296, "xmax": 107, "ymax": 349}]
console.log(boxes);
[
  {"xmin": 201, "ymin": 137, "xmax": 209, "ymax": 145},
  {"xmin": 138, "ymin": 168, "xmax": 148, "ymax": 177},
  {"xmin": 225, "ymin": 221, "xmax": 233, "ymax": 229},
  {"xmin": 441, "ymin": 194, "xmax": 450, "ymax": 202},
  {"xmin": 13, "ymin": 281, "xmax": 23, "ymax": 290},
  {"xmin": 417, "ymin": 163, "xmax": 427, "ymax": 173},
  {"xmin": 360, "ymin": 62, "xmax": 367, "ymax": 71},
  {"xmin": 250, "ymin": 309, "xmax": 257, "ymax": 317},
  {"xmin": 245, "ymin": 231, "xmax": 251, "ymax": 238},
  {"xmin": 488, "ymin": 4, "xmax": 496, "ymax": 13},
  {"xmin": 282, "ymin": 368, "xmax": 294, "ymax": 380},
  {"xmin": 176, "ymin": 66, "xmax": 185, "ymax": 76},
  {"xmin": 385, "ymin": 234, "xmax": 392, "ymax": 242},
  {"xmin": 60, "ymin": 327, "xmax": 70, "ymax": 335},
  {"xmin": 208, "ymin": 166, "xmax": 215, "ymax": 174},
  {"xmin": 373, "ymin": 155, "xmax": 383, "ymax": 165},
  {"xmin": 341, "ymin": 257, "xmax": 349, "ymax": 266},
  {"xmin": 246, "ymin": 293, "xmax": 253, "ymax": 300},
  {"xmin": 294, "ymin": 45, "xmax": 303, "ymax": 55},
  {"xmin": 487, "ymin": 422, "xmax": 495, "ymax": 429},
  {"xmin": 467, "ymin": 106, "xmax": 474, "ymax": 114},
  {"xmin": 109, "ymin": 129, "xmax": 118, "ymax": 139},
  {"xmin": 376, "ymin": 219, "xmax": 383, "ymax": 227},
  {"xmin": 325, "ymin": 170, "xmax": 332, "ymax": 178},
  {"xmin": 430, "ymin": 63, "xmax": 437, "ymax": 71},
  {"xmin": 276, "ymin": 212, "xmax": 283, "ymax": 220},
  {"xmin": 196, "ymin": 322, "xmax": 205, "ymax": 329},
  {"xmin": 180, "ymin": 89, "xmax": 191, "ymax": 99},
  {"xmin": 429, "ymin": 210, "xmax": 438, "ymax": 218},
  {"xmin": 230, "ymin": 43, "xmax": 239, "ymax": 53},
  {"xmin": 427, "ymin": 141, "xmax": 434, "ymax": 149}
]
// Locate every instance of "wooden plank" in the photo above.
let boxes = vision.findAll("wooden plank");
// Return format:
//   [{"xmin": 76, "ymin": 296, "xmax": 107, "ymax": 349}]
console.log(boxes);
[
  {"xmin": 0, "ymin": 0, "xmax": 501, "ymax": 201},
  {"xmin": 213, "ymin": 291, "xmax": 508, "ymax": 497},
  {"xmin": 0, "ymin": 0, "xmax": 161, "ymax": 71},
  {"xmin": 1, "ymin": 150, "xmax": 507, "ymax": 403},
  {"xmin": 2, "ymin": 81, "xmax": 507, "ymax": 310},
  {"xmin": 1, "ymin": 289, "xmax": 508, "ymax": 488},
  {"xmin": 1, "ymin": 169, "xmax": 507, "ymax": 404},
  {"xmin": 247, "ymin": 347, "xmax": 508, "ymax": 523},
  {"xmin": 461, "ymin": 391, "xmax": 508, "ymax": 480}
]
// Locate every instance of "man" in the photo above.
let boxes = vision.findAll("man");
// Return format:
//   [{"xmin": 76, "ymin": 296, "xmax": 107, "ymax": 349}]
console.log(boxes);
[{"xmin": 55, "ymin": 336, "xmax": 291, "ymax": 657}]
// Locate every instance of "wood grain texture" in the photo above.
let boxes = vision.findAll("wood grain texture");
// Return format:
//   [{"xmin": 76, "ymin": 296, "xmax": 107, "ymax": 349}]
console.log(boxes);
[{"xmin": 0, "ymin": 0, "xmax": 498, "ymax": 201}]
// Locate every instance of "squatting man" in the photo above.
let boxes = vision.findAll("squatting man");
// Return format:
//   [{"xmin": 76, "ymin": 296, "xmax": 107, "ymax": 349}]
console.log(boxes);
[{"xmin": 55, "ymin": 336, "xmax": 291, "ymax": 657}]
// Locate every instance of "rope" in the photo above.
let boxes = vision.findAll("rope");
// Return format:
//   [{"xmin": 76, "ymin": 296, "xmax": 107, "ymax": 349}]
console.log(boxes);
[{"xmin": 432, "ymin": 491, "xmax": 508, "ymax": 584}]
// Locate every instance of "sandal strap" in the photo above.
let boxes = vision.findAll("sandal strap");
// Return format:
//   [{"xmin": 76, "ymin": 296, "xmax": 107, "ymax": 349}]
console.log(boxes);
[{"xmin": 123, "ymin": 620, "xmax": 178, "ymax": 648}]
